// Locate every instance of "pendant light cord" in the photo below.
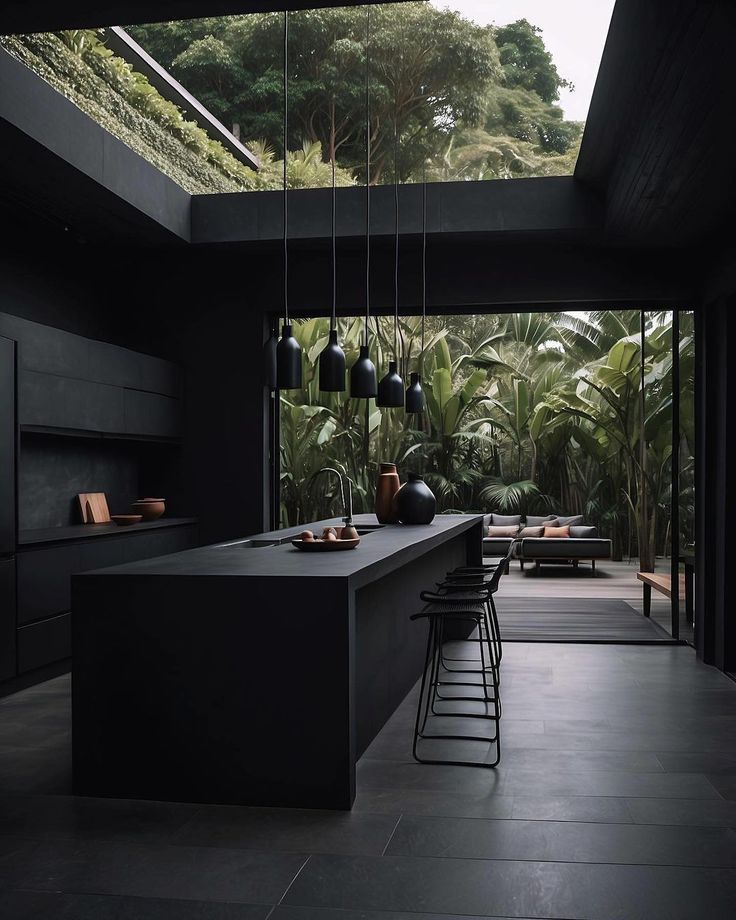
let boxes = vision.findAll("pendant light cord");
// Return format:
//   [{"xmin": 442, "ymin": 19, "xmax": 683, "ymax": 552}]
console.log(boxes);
[
  {"xmin": 421, "ymin": 165, "xmax": 427, "ymax": 368},
  {"xmin": 364, "ymin": 5, "xmax": 371, "ymax": 349},
  {"xmin": 331, "ymin": 120, "xmax": 337, "ymax": 329},
  {"xmin": 394, "ymin": 121, "xmax": 399, "ymax": 360},
  {"xmin": 283, "ymin": 10, "xmax": 289, "ymax": 324}
]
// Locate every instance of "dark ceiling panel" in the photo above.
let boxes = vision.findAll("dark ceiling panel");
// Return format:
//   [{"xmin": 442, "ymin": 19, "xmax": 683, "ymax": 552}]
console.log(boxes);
[
  {"xmin": 0, "ymin": 0, "xmax": 395, "ymax": 35},
  {"xmin": 577, "ymin": 0, "xmax": 736, "ymax": 245}
]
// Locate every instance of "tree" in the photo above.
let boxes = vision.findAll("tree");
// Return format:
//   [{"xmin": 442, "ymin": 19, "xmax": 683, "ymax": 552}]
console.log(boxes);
[
  {"xmin": 494, "ymin": 19, "xmax": 572, "ymax": 104},
  {"xmin": 128, "ymin": 3, "xmax": 580, "ymax": 183}
]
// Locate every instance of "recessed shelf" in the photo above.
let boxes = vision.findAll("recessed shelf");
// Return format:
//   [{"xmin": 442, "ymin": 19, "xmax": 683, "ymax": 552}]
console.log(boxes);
[{"xmin": 18, "ymin": 517, "xmax": 197, "ymax": 547}]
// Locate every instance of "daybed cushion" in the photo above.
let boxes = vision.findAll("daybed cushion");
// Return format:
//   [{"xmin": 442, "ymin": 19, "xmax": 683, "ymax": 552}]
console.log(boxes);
[
  {"xmin": 487, "ymin": 525, "xmax": 519, "ymax": 537},
  {"xmin": 543, "ymin": 525, "xmax": 570, "ymax": 538},
  {"xmin": 525, "ymin": 515, "xmax": 557, "ymax": 527},
  {"xmin": 519, "ymin": 525, "xmax": 545, "ymax": 537},
  {"xmin": 489, "ymin": 513, "xmax": 522, "ymax": 527},
  {"xmin": 570, "ymin": 525, "xmax": 598, "ymax": 538},
  {"xmin": 556, "ymin": 514, "xmax": 584, "ymax": 527},
  {"xmin": 519, "ymin": 538, "xmax": 612, "ymax": 559}
]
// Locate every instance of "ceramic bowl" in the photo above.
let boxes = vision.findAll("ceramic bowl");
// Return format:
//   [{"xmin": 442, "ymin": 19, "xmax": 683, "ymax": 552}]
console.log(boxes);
[
  {"xmin": 111, "ymin": 514, "xmax": 143, "ymax": 526},
  {"xmin": 130, "ymin": 498, "xmax": 165, "ymax": 520}
]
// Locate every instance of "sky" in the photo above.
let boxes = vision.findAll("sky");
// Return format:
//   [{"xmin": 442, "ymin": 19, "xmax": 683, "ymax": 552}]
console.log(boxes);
[{"xmin": 429, "ymin": 1, "xmax": 616, "ymax": 121}]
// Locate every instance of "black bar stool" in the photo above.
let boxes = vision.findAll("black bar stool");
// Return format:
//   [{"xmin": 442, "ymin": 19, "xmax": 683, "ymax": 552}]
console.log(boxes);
[
  {"xmin": 409, "ymin": 546, "xmax": 513, "ymax": 768},
  {"xmin": 438, "ymin": 543, "xmax": 515, "ymax": 673}
]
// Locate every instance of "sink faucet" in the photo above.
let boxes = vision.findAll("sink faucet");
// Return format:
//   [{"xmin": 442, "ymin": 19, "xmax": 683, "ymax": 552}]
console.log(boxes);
[{"xmin": 314, "ymin": 467, "xmax": 354, "ymax": 526}]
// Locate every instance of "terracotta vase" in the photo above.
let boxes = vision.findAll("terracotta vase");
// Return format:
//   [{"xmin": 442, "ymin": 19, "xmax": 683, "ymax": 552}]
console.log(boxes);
[
  {"xmin": 392, "ymin": 473, "xmax": 436, "ymax": 525},
  {"xmin": 375, "ymin": 462, "xmax": 400, "ymax": 523}
]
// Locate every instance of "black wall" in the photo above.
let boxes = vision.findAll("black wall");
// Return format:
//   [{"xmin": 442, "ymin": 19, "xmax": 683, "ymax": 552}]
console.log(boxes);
[{"xmin": 696, "ymin": 245, "xmax": 736, "ymax": 672}]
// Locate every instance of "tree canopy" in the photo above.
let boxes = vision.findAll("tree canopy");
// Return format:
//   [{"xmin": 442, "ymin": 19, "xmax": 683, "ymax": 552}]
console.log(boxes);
[{"xmin": 128, "ymin": 3, "xmax": 582, "ymax": 183}]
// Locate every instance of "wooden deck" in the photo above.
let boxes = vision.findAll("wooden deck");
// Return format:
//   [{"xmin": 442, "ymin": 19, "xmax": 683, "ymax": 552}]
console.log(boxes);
[{"xmin": 497, "ymin": 559, "xmax": 694, "ymax": 646}]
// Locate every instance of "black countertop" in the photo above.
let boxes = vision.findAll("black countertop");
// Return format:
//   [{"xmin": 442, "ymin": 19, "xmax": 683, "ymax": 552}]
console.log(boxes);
[
  {"xmin": 19, "ymin": 517, "xmax": 198, "ymax": 547},
  {"xmin": 76, "ymin": 513, "xmax": 484, "ymax": 590}
]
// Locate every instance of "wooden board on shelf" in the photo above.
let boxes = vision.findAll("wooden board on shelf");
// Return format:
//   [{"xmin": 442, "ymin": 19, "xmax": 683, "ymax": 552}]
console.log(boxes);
[{"xmin": 77, "ymin": 492, "xmax": 111, "ymax": 524}]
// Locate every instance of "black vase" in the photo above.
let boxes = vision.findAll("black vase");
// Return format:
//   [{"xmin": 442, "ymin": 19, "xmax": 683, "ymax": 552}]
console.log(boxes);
[{"xmin": 392, "ymin": 473, "xmax": 436, "ymax": 525}]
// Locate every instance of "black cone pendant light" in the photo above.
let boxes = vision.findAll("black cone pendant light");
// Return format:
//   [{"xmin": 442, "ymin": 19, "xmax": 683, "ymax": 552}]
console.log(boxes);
[
  {"xmin": 318, "ymin": 84, "xmax": 346, "ymax": 392},
  {"xmin": 378, "ymin": 360, "xmax": 404, "ymax": 407},
  {"xmin": 406, "ymin": 172, "xmax": 427, "ymax": 414},
  {"xmin": 405, "ymin": 371, "xmax": 424, "ymax": 413},
  {"xmin": 276, "ymin": 10, "xmax": 302, "ymax": 391},
  {"xmin": 350, "ymin": 6, "xmax": 377, "ymax": 399},
  {"xmin": 377, "ymin": 123, "xmax": 405, "ymax": 408}
]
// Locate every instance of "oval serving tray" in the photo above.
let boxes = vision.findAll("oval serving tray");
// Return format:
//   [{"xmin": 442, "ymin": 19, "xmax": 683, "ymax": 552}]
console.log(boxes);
[{"xmin": 291, "ymin": 538, "xmax": 360, "ymax": 552}]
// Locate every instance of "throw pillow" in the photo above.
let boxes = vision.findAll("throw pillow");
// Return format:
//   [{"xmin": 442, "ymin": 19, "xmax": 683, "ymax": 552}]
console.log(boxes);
[
  {"xmin": 543, "ymin": 525, "xmax": 570, "ymax": 538},
  {"xmin": 570, "ymin": 525, "xmax": 597, "ymax": 538},
  {"xmin": 487, "ymin": 525, "xmax": 519, "ymax": 537},
  {"xmin": 525, "ymin": 514, "xmax": 557, "ymax": 527},
  {"xmin": 519, "ymin": 525, "xmax": 544, "ymax": 537},
  {"xmin": 556, "ymin": 515, "xmax": 584, "ymax": 527},
  {"xmin": 489, "ymin": 513, "xmax": 522, "ymax": 527}
]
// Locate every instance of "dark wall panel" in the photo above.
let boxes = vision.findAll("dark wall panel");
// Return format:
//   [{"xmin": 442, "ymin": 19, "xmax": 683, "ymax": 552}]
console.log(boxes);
[{"xmin": 18, "ymin": 434, "xmax": 140, "ymax": 530}]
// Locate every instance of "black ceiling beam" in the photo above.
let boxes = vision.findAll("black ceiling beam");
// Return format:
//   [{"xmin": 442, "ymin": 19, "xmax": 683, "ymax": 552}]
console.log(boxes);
[
  {"xmin": 192, "ymin": 177, "xmax": 603, "ymax": 247},
  {"xmin": 0, "ymin": 0, "xmax": 401, "ymax": 35}
]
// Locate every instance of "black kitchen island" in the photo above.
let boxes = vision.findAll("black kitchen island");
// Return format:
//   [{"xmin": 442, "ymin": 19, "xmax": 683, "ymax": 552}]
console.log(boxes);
[{"xmin": 72, "ymin": 513, "xmax": 484, "ymax": 809}]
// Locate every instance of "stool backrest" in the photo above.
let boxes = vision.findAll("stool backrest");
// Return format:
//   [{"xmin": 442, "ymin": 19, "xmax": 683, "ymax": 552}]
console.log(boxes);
[{"xmin": 486, "ymin": 543, "xmax": 516, "ymax": 593}]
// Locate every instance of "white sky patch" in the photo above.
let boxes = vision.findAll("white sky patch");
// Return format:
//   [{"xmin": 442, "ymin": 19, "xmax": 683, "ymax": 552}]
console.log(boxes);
[{"xmin": 429, "ymin": 1, "xmax": 615, "ymax": 121}]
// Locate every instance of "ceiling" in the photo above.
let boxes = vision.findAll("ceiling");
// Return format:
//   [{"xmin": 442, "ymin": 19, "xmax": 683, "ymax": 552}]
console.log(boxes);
[{"xmin": 0, "ymin": 1, "xmax": 376, "ymax": 34}]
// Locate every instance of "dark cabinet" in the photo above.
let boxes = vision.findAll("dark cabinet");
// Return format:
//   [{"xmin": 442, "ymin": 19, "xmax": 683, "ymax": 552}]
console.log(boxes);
[
  {"xmin": 0, "ymin": 335, "xmax": 15, "ymax": 555},
  {"xmin": 17, "ymin": 544, "xmax": 78, "ymax": 625},
  {"xmin": 19, "ymin": 371, "xmax": 126, "ymax": 433},
  {"xmin": 123, "ymin": 389, "xmax": 181, "ymax": 438},
  {"xmin": 14, "ymin": 524, "xmax": 197, "ymax": 672},
  {"xmin": 17, "ymin": 613, "xmax": 71, "ymax": 673},
  {"xmin": 0, "ymin": 558, "xmax": 15, "ymax": 682}
]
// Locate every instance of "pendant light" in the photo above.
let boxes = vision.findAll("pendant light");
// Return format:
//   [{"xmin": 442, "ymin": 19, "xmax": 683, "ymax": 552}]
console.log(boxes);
[
  {"xmin": 350, "ymin": 6, "xmax": 377, "ymax": 399},
  {"xmin": 406, "ymin": 171, "xmax": 427, "ymax": 414},
  {"xmin": 377, "ymin": 121, "xmax": 404, "ymax": 408},
  {"xmin": 276, "ymin": 10, "xmax": 302, "ymax": 391},
  {"xmin": 318, "ymin": 61, "xmax": 346, "ymax": 391}
]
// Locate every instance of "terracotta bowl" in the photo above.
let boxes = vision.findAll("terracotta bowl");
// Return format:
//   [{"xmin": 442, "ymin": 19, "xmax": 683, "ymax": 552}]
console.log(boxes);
[
  {"xmin": 111, "ymin": 514, "xmax": 143, "ymax": 526},
  {"xmin": 131, "ymin": 498, "xmax": 165, "ymax": 520}
]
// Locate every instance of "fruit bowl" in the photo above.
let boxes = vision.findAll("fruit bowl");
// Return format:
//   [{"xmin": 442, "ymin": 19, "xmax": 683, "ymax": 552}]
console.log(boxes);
[{"xmin": 291, "ymin": 537, "xmax": 360, "ymax": 552}]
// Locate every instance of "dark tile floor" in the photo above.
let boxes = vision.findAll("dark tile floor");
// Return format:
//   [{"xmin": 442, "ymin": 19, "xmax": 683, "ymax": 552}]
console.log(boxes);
[{"xmin": 2, "ymin": 643, "xmax": 736, "ymax": 919}]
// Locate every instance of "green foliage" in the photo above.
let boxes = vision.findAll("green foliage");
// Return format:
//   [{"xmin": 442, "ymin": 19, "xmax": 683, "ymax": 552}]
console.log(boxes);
[
  {"xmin": 1, "ymin": 29, "xmax": 352, "ymax": 194},
  {"xmin": 495, "ymin": 19, "xmax": 572, "ymax": 104},
  {"xmin": 279, "ymin": 310, "xmax": 695, "ymax": 574},
  {"xmin": 128, "ymin": 2, "xmax": 582, "ymax": 185}
]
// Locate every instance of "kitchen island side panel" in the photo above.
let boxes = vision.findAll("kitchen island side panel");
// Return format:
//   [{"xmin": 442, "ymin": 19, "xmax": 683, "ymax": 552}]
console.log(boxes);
[
  {"xmin": 72, "ymin": 574, "xmax": 354, "ymax": 808},
  {"xmin": 354, "ymin": 531, "xmax": 469, "ymax": 757}
]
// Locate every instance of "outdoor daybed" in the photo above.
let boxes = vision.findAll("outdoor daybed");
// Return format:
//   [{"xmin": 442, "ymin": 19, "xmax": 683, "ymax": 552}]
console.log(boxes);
[{"xmin": 482, "ymin": 513, "xmax": 612, "ymax": 575}]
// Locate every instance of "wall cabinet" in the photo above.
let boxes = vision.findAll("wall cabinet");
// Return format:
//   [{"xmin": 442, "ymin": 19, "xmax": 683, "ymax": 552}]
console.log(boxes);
[
  {"xmin": 2, "ymin": 312, "xmax": 182, "ymax": 439},
  {"xmin": 0, "ymin": 313, "xmax": 194, "ymax": 684}
]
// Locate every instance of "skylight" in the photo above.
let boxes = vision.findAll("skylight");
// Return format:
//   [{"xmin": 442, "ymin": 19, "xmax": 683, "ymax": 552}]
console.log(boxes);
[{"xmin": 1, "ymin": 2, "xmax": 614, "ymax": 194}]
